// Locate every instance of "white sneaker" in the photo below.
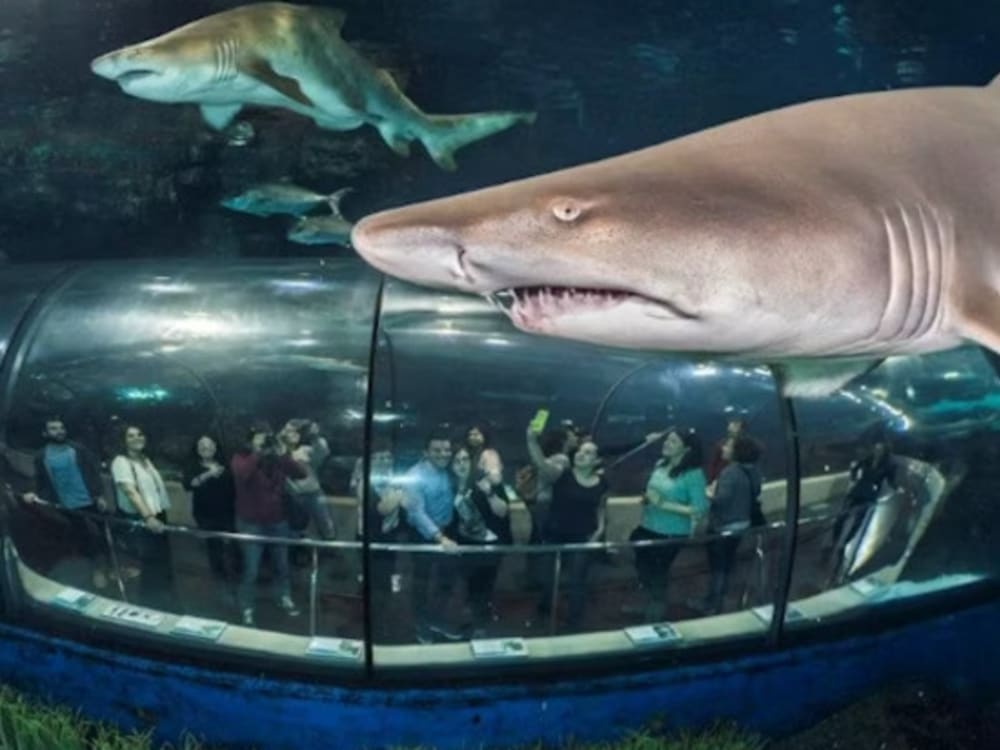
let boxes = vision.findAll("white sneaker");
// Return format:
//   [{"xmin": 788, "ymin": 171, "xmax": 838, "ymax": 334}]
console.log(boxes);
[
  {"xmin": 278, "ymin": 595, "xmax": 300, "ymax": 617},
  {"xmin": 241, "ymin": 608, "xmax": 255, "ymax": 627}
]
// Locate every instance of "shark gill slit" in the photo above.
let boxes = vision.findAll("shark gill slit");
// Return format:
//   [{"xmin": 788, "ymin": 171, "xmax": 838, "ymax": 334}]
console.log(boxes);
[
  {"xmin": 874, "ymin": 206, "xmax": 912, "ymax": 346},
  {"xmin": 897, "ymin": 203, "xmax": 929, "ymax": 341},
  {"xmin": 225, "ymin": 39, "xmax": 237, "ymax": 83},
  {"xmin": 213, "ymin": 41, "xmax": 223, "ymax": 84},
  {"xmin": 929, "ymin": 206, "xmax": 952, "ymax": 337},
  {"xmin": 914, "ymin": 203, "xmax": 941, "ymax": 336}
]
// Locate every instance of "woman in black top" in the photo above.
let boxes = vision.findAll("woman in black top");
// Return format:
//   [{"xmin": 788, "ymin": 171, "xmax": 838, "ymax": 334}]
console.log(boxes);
[
  {"xmin": 183, "ymin": 435, "xmax": 236, "ymax": 584},
  {"xmin": 452, "ymin": 447, "xmax": 513, "ymax": 626},
  {"xmin": 527, "ymin": 423, "xmax": 608, "ymax": 631}
]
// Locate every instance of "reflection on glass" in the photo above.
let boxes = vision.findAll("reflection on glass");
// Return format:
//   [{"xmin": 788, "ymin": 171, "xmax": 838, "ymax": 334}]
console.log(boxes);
[
  {"xmin": 368, "ymin": 281, "xmax": 792, "ymax": 663},
  {"xmin": 786, "ymin": 347, "xmax": 999, "ymax": 627}
]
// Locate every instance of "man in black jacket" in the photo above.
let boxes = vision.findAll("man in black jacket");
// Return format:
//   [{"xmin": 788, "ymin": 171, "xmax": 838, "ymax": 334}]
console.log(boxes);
[{"xmin": 24, "ymin": 417, "xmax": 109, "ymax": 588}]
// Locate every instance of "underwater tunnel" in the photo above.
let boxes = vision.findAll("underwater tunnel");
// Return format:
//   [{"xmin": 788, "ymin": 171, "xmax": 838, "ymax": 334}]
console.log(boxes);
[{"xmin": 0, "ymin": 257, "xmax": 997, "ymax": 747}]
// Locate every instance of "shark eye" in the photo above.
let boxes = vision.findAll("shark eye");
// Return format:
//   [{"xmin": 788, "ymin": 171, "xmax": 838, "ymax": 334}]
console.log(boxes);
[{"xmin": 551, "ymin": 199, "xmax": 584, "ymax": 223}]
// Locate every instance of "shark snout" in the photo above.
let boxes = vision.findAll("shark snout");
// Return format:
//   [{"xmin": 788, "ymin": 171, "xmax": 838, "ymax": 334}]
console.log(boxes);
[
  {"xmin": 90, "ymin": 46, "xmax": 160, "ymax": 82},
  {"xmin": 352, "ymin": 212, "xmax": 478, "ymax": 290},
  {"xmin": 90, "ymin": 51, "xmax": 120, "ymax": 79}
]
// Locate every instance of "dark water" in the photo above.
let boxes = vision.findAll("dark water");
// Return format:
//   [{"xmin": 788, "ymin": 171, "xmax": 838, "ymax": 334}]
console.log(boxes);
[{"xmin": 1, "ymin": 0, "xmax": 1000, "ymax": 261}]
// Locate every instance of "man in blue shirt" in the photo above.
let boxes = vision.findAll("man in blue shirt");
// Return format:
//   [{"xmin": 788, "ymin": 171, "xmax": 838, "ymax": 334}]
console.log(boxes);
[
  {"xmin": 403, "ymin": 430, "xmax": 463, "ymax": 643},
  {"xmin": 25, "ymin": 417, "xmax": 109, "ymax": 588}
]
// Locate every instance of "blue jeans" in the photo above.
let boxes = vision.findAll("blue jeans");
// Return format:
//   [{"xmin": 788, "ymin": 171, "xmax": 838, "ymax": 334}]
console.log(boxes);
[{"xmin": 236, "ymin": 519, "xmax": 291, "ymax": 611}]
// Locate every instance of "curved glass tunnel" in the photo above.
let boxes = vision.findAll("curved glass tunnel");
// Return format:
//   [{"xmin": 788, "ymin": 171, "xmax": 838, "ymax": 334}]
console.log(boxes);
[{"xmin": 0, "ymin": 257, "xmax": 997, "ymax": 678}]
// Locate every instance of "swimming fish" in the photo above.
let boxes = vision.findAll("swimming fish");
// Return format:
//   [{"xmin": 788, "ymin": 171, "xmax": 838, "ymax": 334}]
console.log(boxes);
[
  {"xmin": 351, "ymin": 76, "xmax": 1000, "ymax": 397},
  {"xmin": 287, "ymin": 213, "xmax": 353, "ymax": 246},
  {"xmin": 89, "ymin": 2, "xmax": 536, "ymax": 170},
  {"xmin": 221, "ymin": 183, "xmax": 348, "ymax": 218}
]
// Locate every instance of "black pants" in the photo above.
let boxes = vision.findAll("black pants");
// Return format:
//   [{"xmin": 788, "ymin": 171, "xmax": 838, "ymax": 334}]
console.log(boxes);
[
  {"xmin": 66, "ymin": 505, "xmax": 106, "ymax": 561},
  {"xmin": 195, "ymin": 514, "xmax": 237, "ymax": 582},
  {"xmin": 409, "ymin": 525, "xmax": 459, "ymax": 629},
  {"xmin": 705, "ymin": 534, "xmax": 742, "ymax": 613},
  {"xmin": 538, "ymin": 529, "xmax": 594, "ymax": 630},
  {"xmin": 630, "ymin": 526, "xmax": 684, "ymax": 605},
  {"xmin": 460, "ymin": 541, "xmax": 505, "ymax": 622},
  {"xmin": 358, "ymin": 531, "xmax": 401, "ymax": 641},
  {"xmin": 117, "ymin": 511, "xmax": 175, "ymax": 610}
]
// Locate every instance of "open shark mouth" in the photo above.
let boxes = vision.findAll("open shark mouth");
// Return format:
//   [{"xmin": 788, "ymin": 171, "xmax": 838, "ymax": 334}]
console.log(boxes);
[
  {"xmin": 487, "ymin": 286, "xmax": 695, "ymax": 328},
  {"xmin": 115, "ymin": 69, "xmax": 160, "ymax": 84}
]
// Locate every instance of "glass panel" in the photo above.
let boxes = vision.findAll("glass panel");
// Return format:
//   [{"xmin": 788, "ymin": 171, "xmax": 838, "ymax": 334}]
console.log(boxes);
[
  {"xmin": 785, "ymin": 346, "xmax": 999, "ymax": 629},
  {"xmin": 0, "ymin": 266, "xmax": 67, "ymax": 365},
  {"xmin": 0, "ymin": 259, "xmax": 377, "ymax": 670},
  {"xmin": 368, "ymin": 280, "xmax": 790, "ymax": 667}
]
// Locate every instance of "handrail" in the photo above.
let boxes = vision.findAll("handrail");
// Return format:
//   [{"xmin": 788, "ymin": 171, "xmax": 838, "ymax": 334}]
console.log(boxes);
[{"xmin": 13, "ymin": 495, "xmax": 867, "ymax": 555}]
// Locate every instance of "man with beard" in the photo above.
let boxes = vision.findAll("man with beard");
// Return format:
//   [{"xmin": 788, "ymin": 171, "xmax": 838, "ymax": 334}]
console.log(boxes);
[{"xmin": 24, "ymin": 417, "xmax": 109, "ymax": 588}]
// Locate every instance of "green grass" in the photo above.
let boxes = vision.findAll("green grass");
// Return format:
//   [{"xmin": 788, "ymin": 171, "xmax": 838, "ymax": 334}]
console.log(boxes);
[
  {"xmin": 0, "ymin": 685, "xmax": 765, "ymax": 750},
  {"xmin": 0, "ymin": 686, "xmax": 205, "ymax": 750}
]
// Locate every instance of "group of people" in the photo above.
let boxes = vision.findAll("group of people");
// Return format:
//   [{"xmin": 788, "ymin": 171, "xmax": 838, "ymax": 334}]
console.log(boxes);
[
  {"xmin": 20, "ymin": 410, "xmax": 895, "ymax": 642},
  {"xmin": 354, "ymin": 416, "xmax": 767, "ymax": 642},
  {"xmin": 24, "ymin": 416, "xmax": 337, "ymax": 626}
]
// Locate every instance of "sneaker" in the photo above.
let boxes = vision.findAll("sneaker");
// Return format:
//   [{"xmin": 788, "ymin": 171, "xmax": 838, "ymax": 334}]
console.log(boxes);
[
  {"xmin": 278, "ymin": 595, "xmax": 300, "ymax": 617},
  {"xmin": 241, "ymin": 608, "xmax": 255, "ymax": 627}
]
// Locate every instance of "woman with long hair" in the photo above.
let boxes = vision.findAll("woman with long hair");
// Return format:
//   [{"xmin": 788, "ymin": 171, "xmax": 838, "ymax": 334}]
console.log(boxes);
[
  {"xmin": 701, "ymin": 434, "xmax": 762, "ymax": 614},
  {"xmin": 628, "ymin": 428, "xmax": 707, "ymax": 621},
  {"xmin": 452, "ymin": 445, "xmax": 513, "ymax": 628},
  {"xmin": 110, "ymin": 423, "xmax": 175, "ymax": 609},
  {"xmin": 527, "ymin": 422, "xmax": 607, "ymax": 631}
]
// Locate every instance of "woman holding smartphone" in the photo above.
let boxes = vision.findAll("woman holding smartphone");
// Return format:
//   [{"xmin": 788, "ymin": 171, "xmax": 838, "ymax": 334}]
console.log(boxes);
[{"xmin": 526, "ymin": 415, "xmax": 607, "ymax": 631}]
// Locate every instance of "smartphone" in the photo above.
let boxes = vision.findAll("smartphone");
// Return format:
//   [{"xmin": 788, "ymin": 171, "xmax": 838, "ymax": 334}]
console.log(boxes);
[{"xmin": 529, "ymin": 408, "xmax": 550, "ymax": 434}]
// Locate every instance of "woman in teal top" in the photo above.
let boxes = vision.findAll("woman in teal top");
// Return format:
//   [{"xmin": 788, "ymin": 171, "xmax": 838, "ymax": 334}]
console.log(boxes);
[{"xmin": 628, "ymin": 428, "xmax": 708, "ymax": 621}]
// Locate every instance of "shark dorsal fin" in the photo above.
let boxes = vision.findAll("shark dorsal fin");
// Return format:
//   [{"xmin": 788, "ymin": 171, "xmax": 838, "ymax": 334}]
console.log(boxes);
[
  {"xmin": 327, "ymin": 187, "xmax": 354, "ymax": 216},
  {"xmin": 240, "ymin": 56, "xmax": 316, "ymax": 109}
]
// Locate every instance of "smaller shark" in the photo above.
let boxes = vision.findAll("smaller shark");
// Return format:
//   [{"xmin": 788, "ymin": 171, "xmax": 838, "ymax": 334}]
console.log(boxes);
[{"xmin": 90, "ymin": 2, "xmax": 536, "ymax": 170}]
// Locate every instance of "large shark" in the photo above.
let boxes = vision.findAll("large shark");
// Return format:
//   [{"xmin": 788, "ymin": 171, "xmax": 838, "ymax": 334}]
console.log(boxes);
[
  {"xmin": 351, "ymin": 77, "xmax": 1000, "ymax": 396},
  {"xmin": 89, "ymin": 2, "xmax": 535, "ymax": 170}
]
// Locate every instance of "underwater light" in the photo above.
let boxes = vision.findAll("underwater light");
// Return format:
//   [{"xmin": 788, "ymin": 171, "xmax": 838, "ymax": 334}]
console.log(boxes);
[{"xmin": 116, "ymin": 386, "xmax": 169, "ymax": 402}]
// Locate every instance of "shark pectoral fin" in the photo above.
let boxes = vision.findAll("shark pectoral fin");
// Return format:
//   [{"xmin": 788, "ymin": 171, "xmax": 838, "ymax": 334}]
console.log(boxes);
[
  {"xmin": 375, "ymin": 120, "xmax": 412, "ymax": 158},
  {"xmin": 772, "ymin": 358, "xmax": 883, "ymax": 399},
  {"xmin": 200, "ymin": 104, "xmax": 243, "ymax": 130},
  {"xmin": 241, "ymin": 57, "xmax": 316, "ymax": 109}
]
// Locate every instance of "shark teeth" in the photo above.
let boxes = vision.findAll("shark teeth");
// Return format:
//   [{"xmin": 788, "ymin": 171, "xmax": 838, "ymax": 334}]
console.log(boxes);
[{"xmin": 487, "ymin": 286, "xmax": 632, "ymax": 325}]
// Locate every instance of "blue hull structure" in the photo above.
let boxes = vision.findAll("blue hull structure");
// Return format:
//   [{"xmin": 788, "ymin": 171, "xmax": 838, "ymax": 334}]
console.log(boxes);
[{"xmin": 0, "ymin": 599, "xmax": 998, "ymax": 749}]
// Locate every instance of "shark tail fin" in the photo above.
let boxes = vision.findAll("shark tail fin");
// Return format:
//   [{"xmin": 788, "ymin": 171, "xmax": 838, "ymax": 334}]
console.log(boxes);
[
  {"xmin": 325, "ymin": 187, "xmax": 354, "ymax": 217},
  {"xmin": 419, "ymin": 110, "xmax": 537, "ymax": 171}
]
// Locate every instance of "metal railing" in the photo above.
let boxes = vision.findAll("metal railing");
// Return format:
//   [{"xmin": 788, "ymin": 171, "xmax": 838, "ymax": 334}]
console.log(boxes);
[{"xmin": 0, "ymin": 480, "xmax": 914, "ymax": 647}]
